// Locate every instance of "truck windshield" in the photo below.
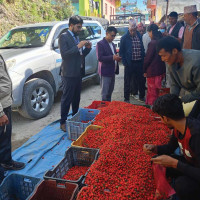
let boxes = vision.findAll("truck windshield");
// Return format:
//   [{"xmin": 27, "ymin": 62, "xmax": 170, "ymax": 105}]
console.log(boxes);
[
  {"xmin": 116, "ymin": 27, "xmax": 128, "ymax": 36},
  {"xmin": 0, "ymin": 26, "xmax": 52, "ymax": 48}
]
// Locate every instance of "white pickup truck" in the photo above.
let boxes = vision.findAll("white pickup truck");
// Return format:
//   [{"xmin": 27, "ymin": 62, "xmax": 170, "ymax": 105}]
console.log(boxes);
[{"xmin": 0, "ymin": 20, "xmax": 105, "ymax": 119}]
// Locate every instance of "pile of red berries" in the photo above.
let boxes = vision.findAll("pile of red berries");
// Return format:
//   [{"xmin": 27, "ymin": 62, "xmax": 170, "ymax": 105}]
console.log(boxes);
[{"xmin": 77, "ymin": 101, "xmax": 171, "ymax": 199}]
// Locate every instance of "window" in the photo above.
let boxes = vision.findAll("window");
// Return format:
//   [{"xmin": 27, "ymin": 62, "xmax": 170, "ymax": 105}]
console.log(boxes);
[
  {"xmin": 0, "ymin": 26, "xmax": 52, "ymax": 48},
  {"xmin": 53, "ymin": 24, "xmax": 68, "ymax": 40},
  {"xmin": 105, "ymin": 3, "xmax": 107, "ymax": 15},
  {"xmin": 79, "ymin": 26, "xmax": 94, "ymax": 41},
  {"xmin": 90, "ymin": 23, "xmax": 102, "ymax": 39},
  {"xmin": 110, "ymin": 6, "xmax": 112, "ymax": 15},
  {"xmin": 113, "ymin": 8, "xmax": 115, "ymax": 15}
]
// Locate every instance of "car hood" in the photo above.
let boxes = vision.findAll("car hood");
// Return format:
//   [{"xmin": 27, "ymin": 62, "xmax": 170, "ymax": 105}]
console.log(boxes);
[{"xmin": 0, "ymin": 48, "xmax": 40, "ymax": 61}]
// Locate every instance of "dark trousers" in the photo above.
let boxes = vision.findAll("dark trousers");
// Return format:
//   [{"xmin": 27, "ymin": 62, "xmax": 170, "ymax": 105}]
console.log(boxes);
[
  {"xmin": 124, "ymin": 61, "xmax": 145, "ymax": 100},
  {"xmin": 0, "ymin": 106, "xmax": 12, "ymax": 164},
  {"xmin": 166, "ymin": 155, "xmax": 200, "ymax": 200},
  {"xmin": 60, "ymin": 76, "xmax": 82, "ymax": 125}
]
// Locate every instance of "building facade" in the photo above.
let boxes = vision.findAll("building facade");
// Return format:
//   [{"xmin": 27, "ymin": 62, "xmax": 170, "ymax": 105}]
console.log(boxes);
[
  {"xmin": 71, "ymin": 0, "xmax": 121, "ymax": 22},
  {"xmin": 156, "ymin": 0, "xmax": 200, "ymax": 22},
  {"xmin": 102, "ymin": 0, "xmax": 117, "ymax": 22},
  {"xmin": 71, "ymin": 0, "xmax": 102, "ymax": 17},
  {"xmin": 147, "ymin": 0, "xmax": 156, "ymax": 22},
  {"xmin": 148, "ymin": 0, "xmax": 200, "ymax": 23}
]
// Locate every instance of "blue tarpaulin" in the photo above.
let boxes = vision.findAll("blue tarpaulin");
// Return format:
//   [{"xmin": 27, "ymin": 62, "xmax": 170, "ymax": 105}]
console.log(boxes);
[{"xmin": 6, "ymin": 118, "xmax": 72, "ymax": 178}]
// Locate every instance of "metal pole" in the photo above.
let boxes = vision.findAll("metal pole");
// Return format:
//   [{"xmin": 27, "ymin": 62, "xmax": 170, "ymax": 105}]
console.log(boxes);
[{"xmin": 165, "ymin": 0, "xmax": 169, "ymax": 25}]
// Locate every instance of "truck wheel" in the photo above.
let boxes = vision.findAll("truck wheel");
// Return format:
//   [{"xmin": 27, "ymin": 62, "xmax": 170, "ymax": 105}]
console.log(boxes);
[{"xmin": 19, "ymin": 78, "xmax": 54, "ymax": 119}]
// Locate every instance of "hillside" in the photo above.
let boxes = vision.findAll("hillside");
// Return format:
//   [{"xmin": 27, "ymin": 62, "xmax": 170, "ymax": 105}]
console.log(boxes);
[{"xmin": 0, "ymin": 0, "xmax": 74, "ymax": 36}]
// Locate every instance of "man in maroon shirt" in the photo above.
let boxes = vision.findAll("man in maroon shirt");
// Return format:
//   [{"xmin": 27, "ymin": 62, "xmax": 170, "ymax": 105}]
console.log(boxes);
[{"xmin": 143, "ymin": 94, "xmax": 200, "ymax": 200}]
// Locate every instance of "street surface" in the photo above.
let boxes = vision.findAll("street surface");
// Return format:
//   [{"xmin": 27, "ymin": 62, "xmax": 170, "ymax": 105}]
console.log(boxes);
[{"xmin": 12, "ymin": 65, "xmax": 144, "ymax": 150}]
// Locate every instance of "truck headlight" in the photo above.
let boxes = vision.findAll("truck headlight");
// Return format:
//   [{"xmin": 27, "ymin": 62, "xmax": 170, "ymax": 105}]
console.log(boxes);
[{"xmin": 5, "ymin": 59, "xmax": 16, "ymax": 69}]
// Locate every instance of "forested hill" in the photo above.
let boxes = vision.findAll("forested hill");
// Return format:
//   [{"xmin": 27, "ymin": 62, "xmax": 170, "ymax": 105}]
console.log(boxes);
[{"xmin": 0, "ymin": 0, "xmax": 74, "ymax": 36}]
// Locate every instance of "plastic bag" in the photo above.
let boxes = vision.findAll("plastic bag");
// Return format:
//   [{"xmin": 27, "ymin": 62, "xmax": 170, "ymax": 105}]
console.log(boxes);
[{"xmin": 152, "ymin": 163, "xmax": 176, "ymax": 200}]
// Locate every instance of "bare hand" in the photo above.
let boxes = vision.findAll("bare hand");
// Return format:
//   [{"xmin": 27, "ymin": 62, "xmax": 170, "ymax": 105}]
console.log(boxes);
[
  {"xmin": 77, "ymin": 40, "xmax": 88, "ymax": 49},
  {"xmin": 163, "ymin": 32, "xmax": 169, "ymax": 36},
  {"xmin": 0, "ymin": 114, "xmax": 9, "ymax": 126},
  {"xmin": 85, "ymin": 41, "xmax": 92, "ymax": 49},
  {"xmin": 113, "ymin": 54, "xmax": 122, "ymax": 62},
  {"xmin": 143, "ymin": 144, "xmax": 157, "ymax": 154},
  {"xmin": 144, "ymin": 73, "xmax": 147, "ymax": 77},
  {"xmin": 151, "ymin": 155, "xmax": 178, "ymax": 168}
]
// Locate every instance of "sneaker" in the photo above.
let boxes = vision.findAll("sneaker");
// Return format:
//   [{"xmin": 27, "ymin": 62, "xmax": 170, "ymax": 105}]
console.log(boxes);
[
  {"xmin": 124, "ymin": 99, "xmax": 130, "ymax": 103},
  {"xmin": 138, "ymin": 97, "xmax": 145, "ymax": 103},
  {"xmin": 132, "ymin": 94, "xmax": 139, "ymax": 100},
  {"xmin": 1, "ymin": 160, "xmax": 25, "ymax": 170},
  {"xmin": 60, "ymin": 123, "xmax": 66, "ymax": 132}
]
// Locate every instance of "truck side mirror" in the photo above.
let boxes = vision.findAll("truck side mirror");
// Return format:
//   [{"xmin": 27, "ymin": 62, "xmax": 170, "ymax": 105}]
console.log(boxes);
[{"xmin": 53, "ymin": 38, "xmax": 59, "ymax": 49}]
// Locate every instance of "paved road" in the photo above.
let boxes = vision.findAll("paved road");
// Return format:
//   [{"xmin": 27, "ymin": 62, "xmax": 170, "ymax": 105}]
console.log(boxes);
[{"xmin": 12, "ymin": 65, "xmax": 144, "ymax": 150}]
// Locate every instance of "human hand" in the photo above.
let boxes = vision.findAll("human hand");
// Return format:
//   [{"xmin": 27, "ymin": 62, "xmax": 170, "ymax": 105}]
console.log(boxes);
[
  {"xmin": 85, "ymin": 41, "xmax": 92, "ymax": 49},
  {"xmin": 77, "ymin": 40, "xmax": 88, "ymax": 49},
  {"xmin": 0, "ymin": 114, "xmax": 9, "ymax": 126},
  {"xmin": 163, "ymin": 32, "xmax": 169, "ymax": 36},
  {"xmin": 144, "ymin": 73, "xmax": 147, "ymax": 77},
  {"xmin": 151, "ymin": 155, "xmax": 178, "ymax": 168},
  {"xmin": 143, "ymin": 144, "xmax": 157, "ymax": 154},
  {"xmin": 113, "ymin": 54, "xmax": 122, "ymax": 62}
]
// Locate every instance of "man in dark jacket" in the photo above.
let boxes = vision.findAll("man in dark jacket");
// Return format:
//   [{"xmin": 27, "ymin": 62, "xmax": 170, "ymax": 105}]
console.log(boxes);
[
  {"xmin": 59, "ymin": 15, "xmax": 91, "ymax": 132},
  {"xmin": 183, "ymin": 5, "xmax": 200, "ymax": 50},
  {"xmin": 119, "ymin": 19, "xmax": 145, "ymax": 103},
  {"xmin": 96, "ymin": 26, "xmax": 121, "ymax": 102},
  {"xmin": 143, "ymin": 94, "xmax": 200, "ymax": 200},
  {"xmin": 166, "ymin": 11, "xmax": 184, "ymax": 43}
]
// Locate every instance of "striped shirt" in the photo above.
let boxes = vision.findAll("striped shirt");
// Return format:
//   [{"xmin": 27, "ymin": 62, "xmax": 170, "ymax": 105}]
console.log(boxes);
[{"xmin": 131, "ymin": 35, "xmax": 142, "ymax": 61}]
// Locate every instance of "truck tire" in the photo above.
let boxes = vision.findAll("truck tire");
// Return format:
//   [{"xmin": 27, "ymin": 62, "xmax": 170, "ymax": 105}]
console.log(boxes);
[{"xmin": 19, "ymin": 78, "xmax": 54, "ymax": 119}]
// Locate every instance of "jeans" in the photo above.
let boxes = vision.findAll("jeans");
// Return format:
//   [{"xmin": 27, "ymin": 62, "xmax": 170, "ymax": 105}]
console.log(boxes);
[{"xmin": 100, "ymin": 75, "xmax": 115, "ymax": 101}]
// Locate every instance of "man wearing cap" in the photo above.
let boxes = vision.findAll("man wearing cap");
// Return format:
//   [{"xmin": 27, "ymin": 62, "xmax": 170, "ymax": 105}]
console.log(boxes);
[
  {"xmin": 183, "ymin": 5, "xmax": 200, "ymax": 50},
  {"xmin": 166, "ymin": 11, "xmax": 184, "ymax": 43},
  {"xmin": 119, "ymin": 19, "xmax": 145, "ymax": 103}
]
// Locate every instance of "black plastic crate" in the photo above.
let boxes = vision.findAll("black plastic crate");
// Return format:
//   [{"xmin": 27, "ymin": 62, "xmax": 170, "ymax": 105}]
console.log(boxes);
[{"xmin": 44, "ymin": 147, "xmax": 99, "ymax": 188}]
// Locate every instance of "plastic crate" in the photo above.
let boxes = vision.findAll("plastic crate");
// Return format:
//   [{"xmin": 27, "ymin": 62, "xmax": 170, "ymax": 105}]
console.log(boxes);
[
  {"xmin": 71, "ymin": 125, "xmax": 103, "ymax": 148},
  {"xmin": 29, "ymin": 179, "xmax": 78, "ymax": 200},
  {"xmin": 44, "ymin": 146, "xmax": 100, "ymax": 188},
  {"xmin": 0, "ymin": 173, "xmax": 41, "ymax": 200},
  {"xmin": 67, "ymin": 108, "xmax": 100, "ymax": 140},
  {"xmin": 86, "ymin": 101, "xmax": 110, "ymax": 109}
]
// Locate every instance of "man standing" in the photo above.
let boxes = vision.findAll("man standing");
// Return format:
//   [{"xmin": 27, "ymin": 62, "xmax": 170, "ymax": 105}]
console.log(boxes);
[
  {"xmin": 0, "ymin": 55, "xmax": 25, "ymax": 170},
  {"xmin": 157, "ymin": 36, "xmax": 200, "ymax": 103},
  {"xmin": 183, "ymin": 5, "xmax": 200, "ymax": 50},
  {"xmin": 96, "ymin": 26, "xmax": 121, "ymax": 102},
  {"xmin": 59, "ymin": 16, "xmax": 91, "ymax": 132},
  {"xmin": 143, "ymin": 94, "xmax": 200, "ymax": 200},
  {"xmin": 166, "ymin": 11, "xmax": 184, "ymax": 43},
  {"xmin": 120, "ymin": 19, "xmax": 145, "ymax": 103}
]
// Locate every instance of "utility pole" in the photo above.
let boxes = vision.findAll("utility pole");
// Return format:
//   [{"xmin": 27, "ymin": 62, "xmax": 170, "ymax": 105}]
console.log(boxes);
[{"xmin": 165, "ymin": 0, "xmax": 169, "ymax": 25}]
